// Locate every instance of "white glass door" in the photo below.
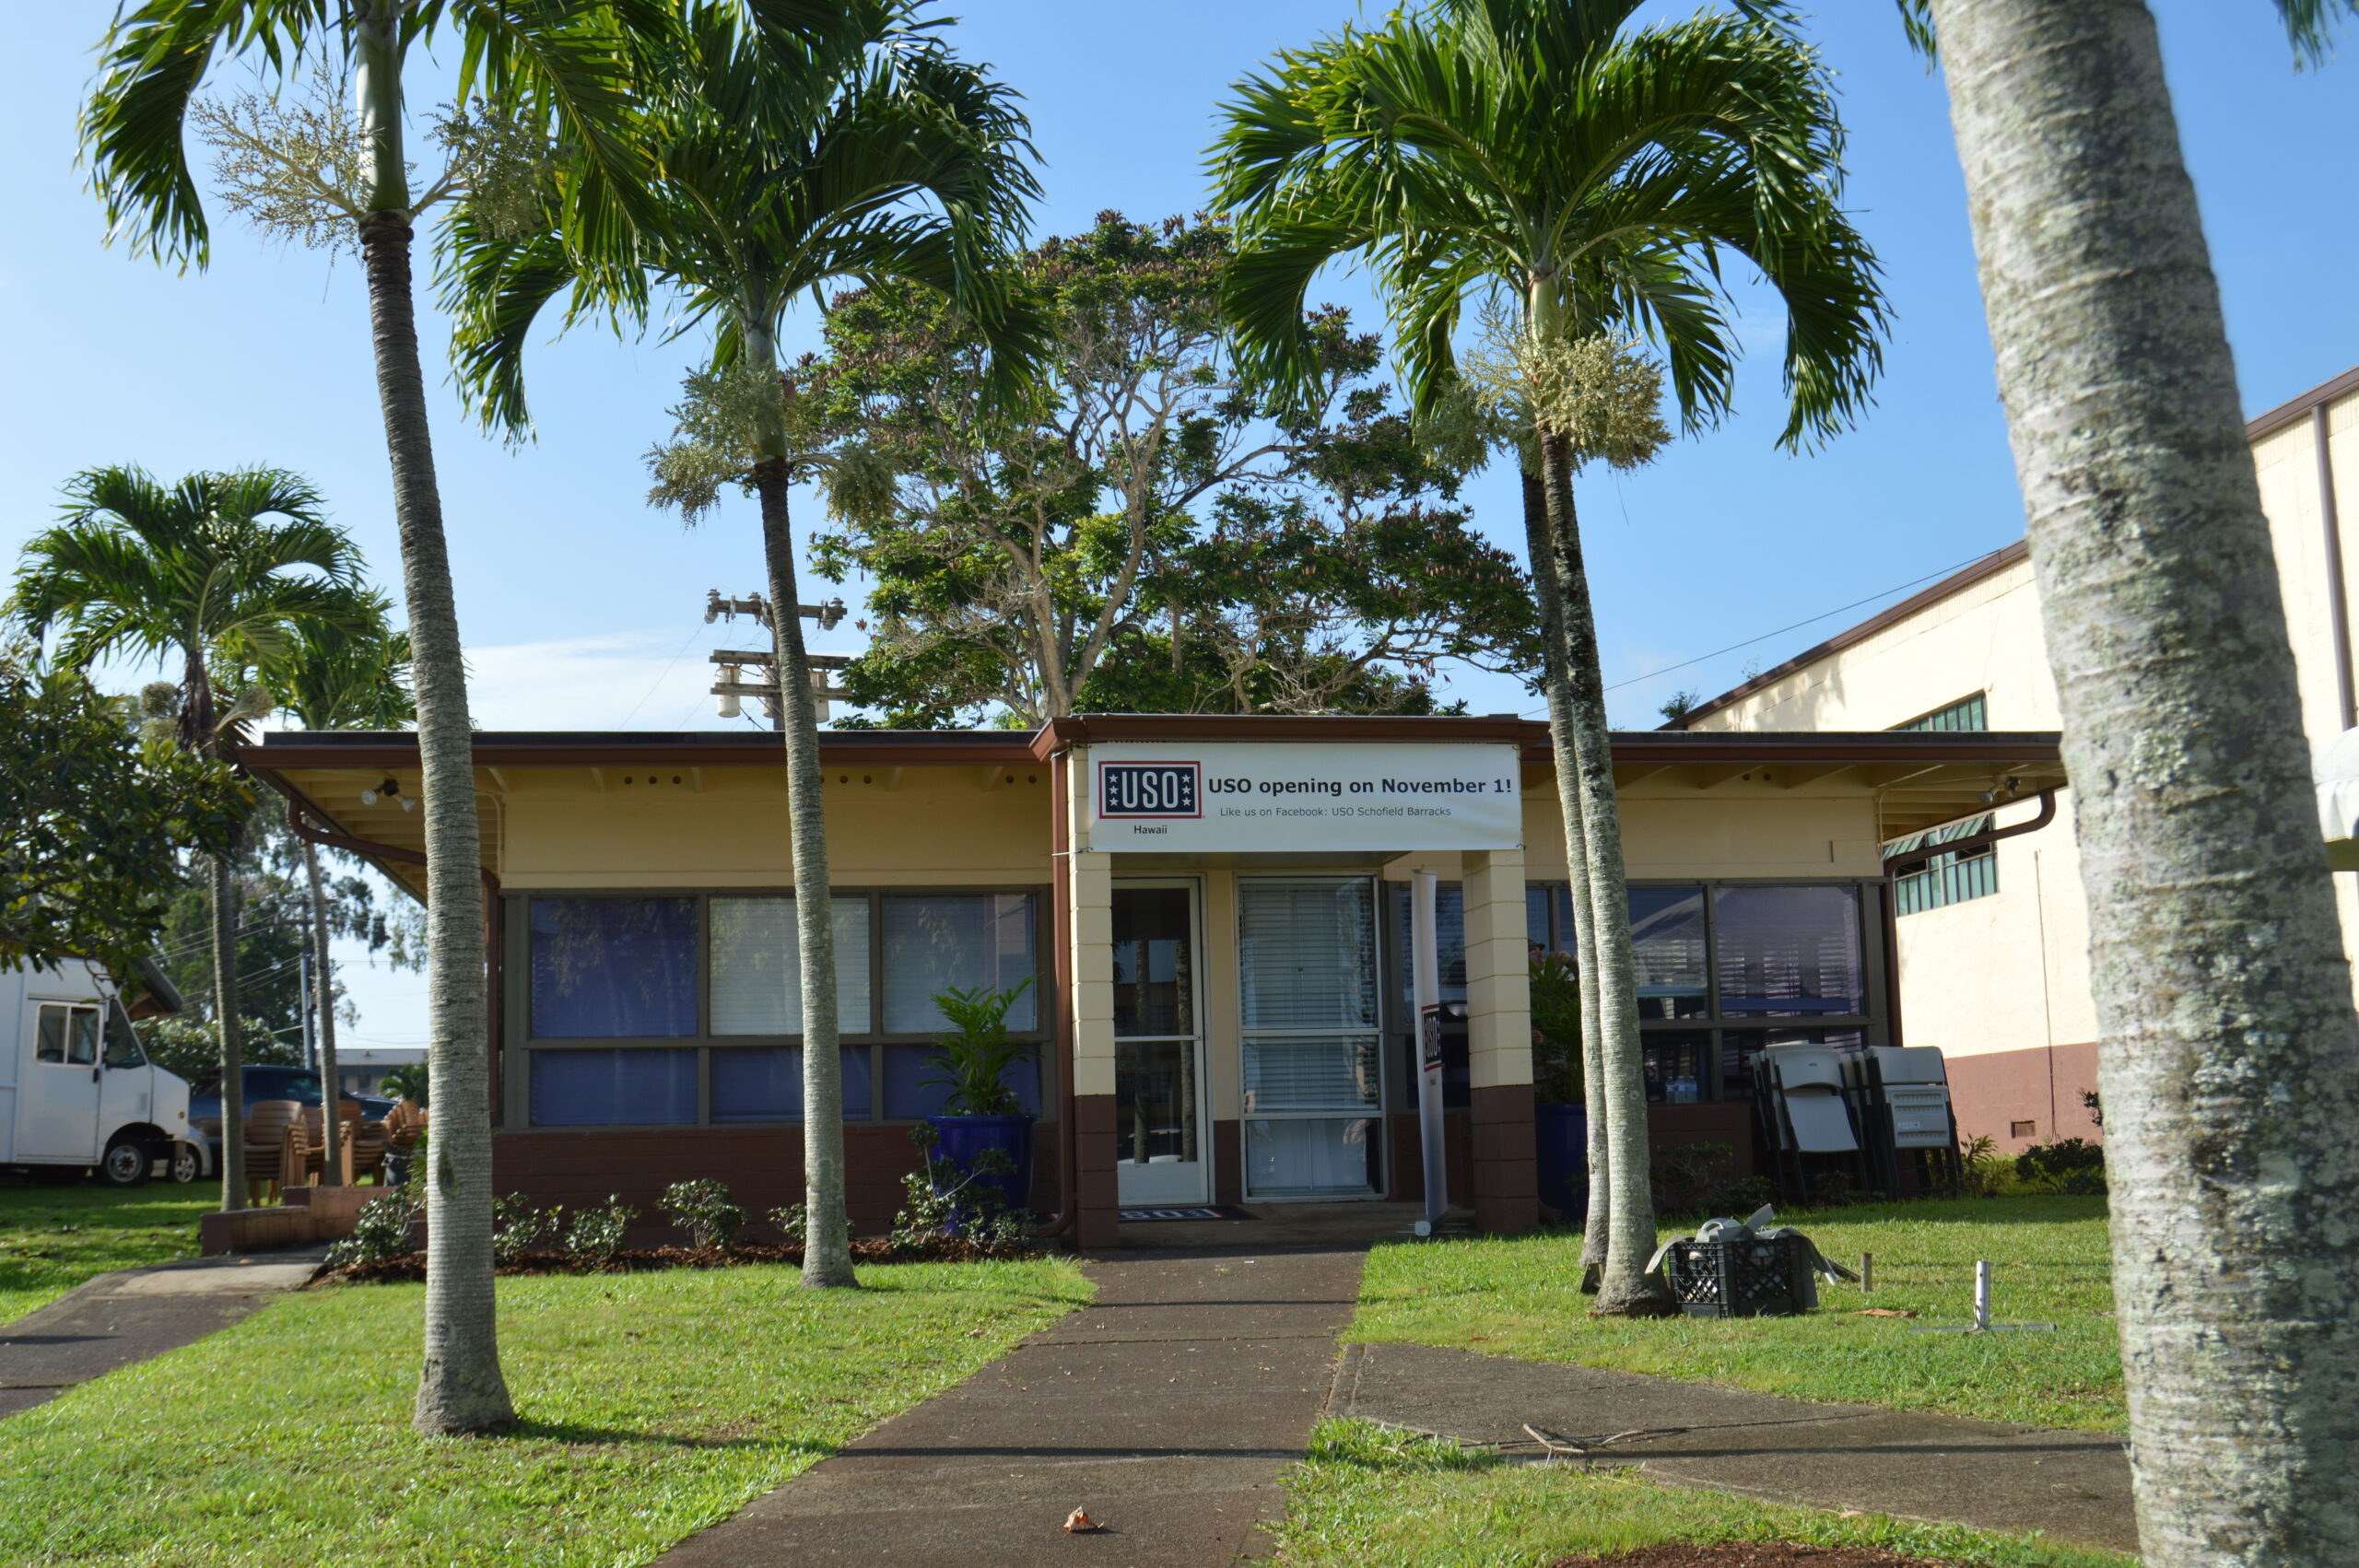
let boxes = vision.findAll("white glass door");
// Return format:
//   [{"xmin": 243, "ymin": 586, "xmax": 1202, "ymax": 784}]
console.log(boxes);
[
  {"xmin": 1113, "ymin": 882, "xmax": 1208, "ymax": 1207},
  {"xmin": 1238, "ymin": 878, "xmax": 1383, "ymax": 1199}
]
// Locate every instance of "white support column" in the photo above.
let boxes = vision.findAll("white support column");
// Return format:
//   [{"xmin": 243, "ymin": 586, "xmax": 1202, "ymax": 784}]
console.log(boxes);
[{"xmin": 1065, "ymin": 755, "xmax": 1120, "ymax": 1246}]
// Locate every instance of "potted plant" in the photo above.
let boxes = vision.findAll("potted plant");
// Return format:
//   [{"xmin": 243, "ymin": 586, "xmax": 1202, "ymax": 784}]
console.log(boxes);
[
  {"xmin": 922, "ymin": 978, "xmax": 1038, "ymax": 1217},
  {"xmin": 1528, "ymin": 948, "xmax": 1588, "ymax": 1223}
]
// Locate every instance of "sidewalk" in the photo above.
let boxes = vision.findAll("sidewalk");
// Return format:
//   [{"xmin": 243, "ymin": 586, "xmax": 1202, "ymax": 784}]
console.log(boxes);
[
  {"xmin": 655, "ymin": 1244, "xmax": 1369, "ymax": 1568},
  {"xmin": 1334, "ymin": 1340, "xmax": 2137, "ymax": 1553},
  {"xmin": 0, "ymin": 1248, "xmax": 325, "ymax": 1418}
]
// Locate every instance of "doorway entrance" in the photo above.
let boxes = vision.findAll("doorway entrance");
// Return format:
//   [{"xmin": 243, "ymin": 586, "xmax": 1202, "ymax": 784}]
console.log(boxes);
[
  {"xmin": 1112, "ymin": 881, "xmax": 1209, "ymax": 1206},
  {"xmin": 1238, "ymin": 877, "xmax": 1384, "ymax": 1199}
]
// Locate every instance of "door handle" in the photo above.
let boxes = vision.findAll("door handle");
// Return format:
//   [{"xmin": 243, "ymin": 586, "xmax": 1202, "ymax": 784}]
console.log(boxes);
[{"xmin": 92, "ymin": 1068, "xmax": 101, "ymax": 1083}]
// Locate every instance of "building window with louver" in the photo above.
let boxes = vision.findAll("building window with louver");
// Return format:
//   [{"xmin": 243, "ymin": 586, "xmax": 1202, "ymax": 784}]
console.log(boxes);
[{"xmin": 1885, "ymin": 693, "xmax": 1998, "ymax": 913}]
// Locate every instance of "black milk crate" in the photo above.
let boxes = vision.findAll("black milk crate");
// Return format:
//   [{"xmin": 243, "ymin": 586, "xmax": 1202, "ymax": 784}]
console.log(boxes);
[{"xmin": 1663, "ymin": 1233, "xmax": 1813, "ymax": 1318}]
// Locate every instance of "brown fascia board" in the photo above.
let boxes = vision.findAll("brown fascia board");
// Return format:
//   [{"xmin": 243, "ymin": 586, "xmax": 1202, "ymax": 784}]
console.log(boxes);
[
  {"xmin": 246, "ymin": 720, "xmax": 2060, "ymax": 775},
  {"xmin": 1665, "ymin": 541, "xmax": 2032, "ymax": 731},
  {"xmin": 243, "ymin": 729, "xmax": 1040, "ymax": 770},
  {"xmin": 2247, "ymin": 363, "xmax": 2359, "ymax": 443},
  {"xmin": 1027, "ymin": 711, "xmax": 1545, "ymax": 760},
  {"xmin": 1582, "ymin": 730, "xmax": 2060, "ymax": 766}
]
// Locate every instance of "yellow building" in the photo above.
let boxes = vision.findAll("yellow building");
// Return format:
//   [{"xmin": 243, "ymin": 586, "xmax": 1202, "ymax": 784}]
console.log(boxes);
[
  {"xmin": 247, "ymin": 713, "xmax": 2060, "ymax": 1245},
  {"xmin": 1673, "ymin": 365, "xmax": 2359, "ymax": 1152}
]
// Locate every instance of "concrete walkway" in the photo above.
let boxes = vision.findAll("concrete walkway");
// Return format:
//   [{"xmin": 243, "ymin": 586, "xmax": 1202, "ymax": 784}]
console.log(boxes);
[
  {"xmin": 0, "ymin": 1248, "xmax": 325, "ymax": 1418},
  {"xmin": 656, "ymin": 1244, "xmax": 1369, "ymax": 1567},
  {"xmin": 1335, "ymin": 1340, "xmax": 2138, "ymax": 1554}
]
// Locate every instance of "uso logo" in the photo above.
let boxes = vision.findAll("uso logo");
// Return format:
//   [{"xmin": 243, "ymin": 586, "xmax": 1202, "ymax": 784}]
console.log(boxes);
[{"xmin": 1098, "ymin": 760, "xmax": 1202, "ymax": 818}]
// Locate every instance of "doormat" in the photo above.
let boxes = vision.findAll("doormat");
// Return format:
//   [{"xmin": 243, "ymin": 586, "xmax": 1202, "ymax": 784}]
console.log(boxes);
[{"xmin": 1119, "ymin": 1205, "xmax": 1253, "ymax": 1223}]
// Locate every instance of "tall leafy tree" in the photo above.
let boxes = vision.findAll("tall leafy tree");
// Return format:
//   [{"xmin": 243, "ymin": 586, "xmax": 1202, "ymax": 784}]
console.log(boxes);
[
  {"xmin": 1901, "ymin": 2, "xmax": 2359, "ymax": 1560},
  {"xmin": 797, "ymin": 215, "xmax": 1535, "ymax": 726},
  {"xmin": 1213, "ymin": 0, "xmax": 1888, "ymax": 1312},
  {"xmin": 266, "ymin": 598, "xmax": 415, "ymax": 1185},
  {"xmin": 0, "ymin": 645, "xmax": 247, "ymax": 982},
  {"xmin": 84, "ymin": 0, "xmax": 672, "ymax": 1433},
  {"xmin": 7, "ymin": 465, "xmax": 362, "ymax": 1214},
  {"xmin": 446, "ymin": 0, "xmax": 1039, "ymax": 1287}
]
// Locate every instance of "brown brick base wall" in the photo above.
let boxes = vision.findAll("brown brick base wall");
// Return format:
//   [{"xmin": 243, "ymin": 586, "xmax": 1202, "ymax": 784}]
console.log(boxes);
[
  {"xmin": 1945, "ymin": 1042, "xmax": 2102, "ymax": 1153},
  {"xmin": 491, "ymin": 1120, "xmax": 1065, "ymax": 1241}
]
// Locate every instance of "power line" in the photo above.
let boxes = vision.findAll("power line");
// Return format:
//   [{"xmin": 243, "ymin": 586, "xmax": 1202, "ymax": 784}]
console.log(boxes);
[{"xmin": 1517, "ymin": 547, "xmax": 2005, "ymax": 717}]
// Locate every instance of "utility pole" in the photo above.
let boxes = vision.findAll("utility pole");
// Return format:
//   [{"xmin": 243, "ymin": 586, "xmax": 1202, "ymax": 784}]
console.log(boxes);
[
  {"xmin": 704, "ymin": 590, "xmax": 853, "ymax": 725},
  {"xmin": 298, "ymin": 948, "xmax": 316, "ymax": 1071}
]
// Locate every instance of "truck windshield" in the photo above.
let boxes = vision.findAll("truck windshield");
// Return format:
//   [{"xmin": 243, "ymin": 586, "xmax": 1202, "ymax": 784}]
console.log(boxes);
[{"xmin": 103, "ymin": 1002, "xmax": 146, "ymax": 1069}]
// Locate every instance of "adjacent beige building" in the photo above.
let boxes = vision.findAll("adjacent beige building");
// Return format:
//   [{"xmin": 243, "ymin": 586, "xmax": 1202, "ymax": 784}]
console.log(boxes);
[{"xmin": 1674, "ymin": 365, "xmax": 2359, "ymax": 1151}]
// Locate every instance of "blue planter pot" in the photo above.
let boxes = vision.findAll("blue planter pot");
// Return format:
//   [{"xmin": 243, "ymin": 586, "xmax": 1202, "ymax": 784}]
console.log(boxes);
[
  {"xmin": 925, "ymin": 1114, "xmax": 1036, "ymax": 1219},
  {"xmin": 1534, "ymin": 1103, "xmax": 1590, "ymax": 1224}
]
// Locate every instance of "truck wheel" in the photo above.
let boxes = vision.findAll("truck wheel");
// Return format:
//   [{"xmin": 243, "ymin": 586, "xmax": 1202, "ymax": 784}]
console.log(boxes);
[
  {"xmin": 168, "ymin": 1144, "xmax": 202, "ymax": 1184},
  {"xmin": 98, "ymin": 1136, "xmax": 151, "ymax": 1188}
]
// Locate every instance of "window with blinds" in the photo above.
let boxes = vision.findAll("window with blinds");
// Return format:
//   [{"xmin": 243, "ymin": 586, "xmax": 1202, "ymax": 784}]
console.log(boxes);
[
  {"xmin": 709, "ymin": 896, "xmax": 874, "ymax": 1035},
  {"xmin": 880, "ymin": 894, "xmax": 1039, "ymax": 1034},
  {"xmin": 1238, "ymin": 879, "xmax": 1377, "ymax": 1032}
]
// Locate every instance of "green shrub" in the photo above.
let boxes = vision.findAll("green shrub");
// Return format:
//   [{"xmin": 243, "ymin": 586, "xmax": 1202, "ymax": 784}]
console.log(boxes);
[
  {"xmin": 326, "ymin": 1187, "xmax": 422, "ymax": 1267},
  {"xmin": 661, "ymin": 1178, "xmax": 745, "ymax": 1251},
  {"xmin": 1649, "ymin": 1141, "xmax": 1737, "ymax": 1216},
  {"xmin": 924, "ymin": 979, "xmax": 1037, "ymax": 1116},
  {"xmin": 2016, "ymin": 1137, "xmax": 2107, "ymax": 1195},
  {"xmin": 892, "ymin": 1125, "xmax": 1033, "ymax": 1252},
  {"xmin": 1527, "ymin": 949, "xmax": 1583, "ymax": 1105},
  {"xmin": 1957, "ymin": 1132, "xmax": 2008, "ymax": 1198},
  {"xmin": 563, "ymin": 1196, "xmax": 636, "ymax": 1264},
  {"xmin": 491, "ymin": 1194, "xmax": 559, "ymax": 1262},
  {"xmin": 767, "ymin": 1199, "xmax": 851, "ymax": 1246}
]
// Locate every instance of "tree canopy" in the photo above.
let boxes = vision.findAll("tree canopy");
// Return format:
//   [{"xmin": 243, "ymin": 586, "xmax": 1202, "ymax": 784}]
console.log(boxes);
[
  {"xmin": 798, "ymin": 214, "xmax": 1538, "ymax": 727},
  {"xmin": 0, "ymin": 647, "xmax": 247, "ymax": 977}
]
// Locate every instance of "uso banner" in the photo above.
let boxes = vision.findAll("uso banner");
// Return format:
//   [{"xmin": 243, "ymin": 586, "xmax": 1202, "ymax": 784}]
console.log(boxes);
[{"xmin": 1086, "ymin": 741, "xmax": 1521, "ymax": 852}]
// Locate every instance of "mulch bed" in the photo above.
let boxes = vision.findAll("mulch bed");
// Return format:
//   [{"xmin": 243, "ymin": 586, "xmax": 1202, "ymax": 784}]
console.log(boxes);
[
  {"xmin": 316, "ymin": 1237, "xmax": 1039, "ymax": 1286},
  {"xmin": 1549, "ymin": 1549, "xmax": 1955, "ymax": 1568}
]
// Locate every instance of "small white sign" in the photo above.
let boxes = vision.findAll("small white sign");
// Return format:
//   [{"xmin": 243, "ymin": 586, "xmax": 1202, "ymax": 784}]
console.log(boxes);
[{"xmin": 1086, "ymin": 741, "xmax": 1522, "ymax": 853}]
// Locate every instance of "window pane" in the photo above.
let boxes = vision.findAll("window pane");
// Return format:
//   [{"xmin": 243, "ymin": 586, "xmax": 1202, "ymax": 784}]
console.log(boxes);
[
  {"xmin": 66, "ymin": 1008, "xmax": 99, "ymax": 1065},
  {"xmin": 709, "ymin": 1047, "xmax": 873, "ymax": 1122},
  {"xmin": 880, "ymin": 895, "xmax": 1038, "ymax": 1034},
  {"xmin": 34, "ymin": 1006, "xmax": 66, "ymax": 1063},
  {"xmin": 1244, "ymin": 1036, "xmax": 1381, "ymax": 1113},
  {"xmin": 882, "ymin": 1043, "xmax": 1041, "ymax": 1119},
  {"xmin": 1527, "ymin": 886, "xmax": 1551, "ymax": 953},
  {"xmin": 103, "ymin": 1003, "xmax": 145, "ymax": 1068},
  {"xmin": 1629, "ymin": 886, "xmax": 1709, "ymax": 1020},
  {"xmin": 528, "ymin": 1048, "xmax": 697, "ymax": 1126},
  {"xmin": 530, "ymin": 897, "xmax": 698, "ymax": 1038},
  {"xmin": 1713, "ymin": 885, "xmax": 1864, "ymax": 1016},
  {"xmin": 1240, "ymin": 880, "xmax": 1376, "ymax": 1031},
  {"xmin": 1639, "ymin": 1030, "xmax": 1713, "ymax": 1104},
  {"xmin": 1113, "ymin": 887, "xmax": 1194, "ymax": 1037},
  {"xmin": 1245, "ymin": 1117, "xmax": 1379, "ymax": 1198},
  {"xmin": 710, "ymin": 896, "xmax": 873, "ymax": 1036},
  {"xmin": 1391, "ymin": 883, "xmax": 1468, "ymax": 1006}
]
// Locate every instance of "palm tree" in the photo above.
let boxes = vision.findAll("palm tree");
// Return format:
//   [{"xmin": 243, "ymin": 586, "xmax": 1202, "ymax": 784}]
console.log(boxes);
[
  {"xmin": 446, "ymin": 0, "xmax": 1039, "ymax": 1288},
  {"xmin": 1903, "ymin": 3, "xmax": 2359, "ymax": 1560},
  {"xmin": 7, "ymin": 465, "xmax": 362, "ymax": 1214},
  {"xmin": 83, "ymin": 0, "xmax": 671, "ymax": 1433},
  {"xmin": 1215, "ymin": 0, "xmax": 1887, "ymax": 1313},
  {"xmin": 266, "ymin": 600, "xmax": 414, "ymax": 1188}
]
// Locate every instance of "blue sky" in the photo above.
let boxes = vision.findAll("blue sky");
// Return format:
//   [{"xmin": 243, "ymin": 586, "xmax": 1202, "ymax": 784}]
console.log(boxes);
[{"xmin": 6, "ymin": 1, "xmax": 2354, "ymax": 1047}]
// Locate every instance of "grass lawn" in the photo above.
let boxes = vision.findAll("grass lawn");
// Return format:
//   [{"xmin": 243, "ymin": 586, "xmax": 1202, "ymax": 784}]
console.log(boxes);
[
  {"xmin": 0, "ymin": 1181, "xmax": 215, "ymax": 1325},
  {"xmin": 1355, "ymin": 1195, "xmax": 2122, "ymax": 1433},
  {"xmin": 1274, "ymin": 1420, "xmax": 2137, "ymax": 1568},
  {"xmin": 0, "ymin": 1258, "xmax": 1090, "ymax": 1567}
]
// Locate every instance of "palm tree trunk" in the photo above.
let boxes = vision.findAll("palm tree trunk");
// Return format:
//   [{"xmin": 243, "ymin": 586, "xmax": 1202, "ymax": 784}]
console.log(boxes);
[
  {"xmin": 301, "ymin": 838, "xmax": 343, "ymax": 1186},
  {"xmin": 1535, "ymin": 431, "xmax": 1672, "ymax": 1316},
  {"xmin": 1927, "ymin": 3, "xmax": 2359, "ymax": 1559},
  {"xmin": 208, "ymin": 846, "xmax": 243, "ymax": 1211},
  {"xmin": 752, "ymin": 457, "xmax": 856, "ymax": 1289},
  {"xmin": 1521, "ymin": 467, "xmax": 1610, "ymax": 1286},
  {"xmin": 358, "ymin": 208, "xmax": 512, "ymax": 1432}
]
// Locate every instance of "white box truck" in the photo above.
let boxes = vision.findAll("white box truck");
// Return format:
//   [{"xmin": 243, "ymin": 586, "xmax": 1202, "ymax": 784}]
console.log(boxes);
[{"xmin": 2, "ymin": 959, "xmax": 207, "ymax": 1186}]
